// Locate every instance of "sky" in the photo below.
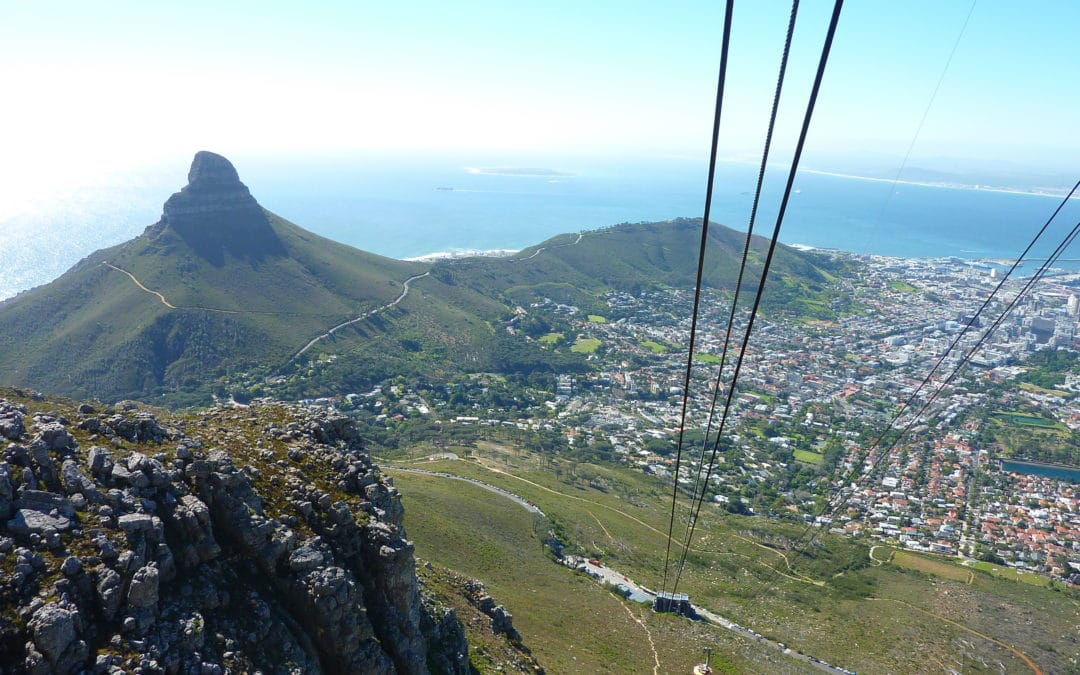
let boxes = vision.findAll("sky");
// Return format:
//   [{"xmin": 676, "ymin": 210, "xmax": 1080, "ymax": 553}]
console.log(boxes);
[{"xmin": 1, "ymin": 1, "xmax": 1078, "ymax": 201}]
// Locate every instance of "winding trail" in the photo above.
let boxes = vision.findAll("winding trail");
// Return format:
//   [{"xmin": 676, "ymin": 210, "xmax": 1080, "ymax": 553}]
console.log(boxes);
[
  {"xmin": 473, "ymin": 458, "xmax": 822, "ymax": 586},
  {"xmin": 511, "ymin": 232, "xmax": 585, "ymax": 261},
  {"xmin": 868, "ymin": 545, "xmax": 891, "ymax": 566},
  {"xmin": 869, "ymin": 598, "xmax": 1042, "ymax": 675},
  {"xmin": 407, "ymin": 459, "xmax": 850, "ymax": 674},
  {"xmin": 729, "ymin": 532, "xmax": 823, "ymax": 586},
  {"xmin": 103, "ymin": 262, "xmax": 319, "ymax": 316},
  {"xmin": 620, "ymin": 603, "xmax": 660, "ymax": 675},
  {"xmin": 288, "ymin": 271, "xmax": 430, "ymax": 363},
  {"xmin": 383, "ymin": 465, "xmax": 545, "ymax": 517},
  {"xmin": 587, "ymin": 509, "xmax": 615, "ymax": 541},
  {"xmin": 471, "ymin": 458, "xmax": 667, "ymax": 538},
  {"xmin": 103, "ymin": 262, "xmax": 176, "ymax": 308}
]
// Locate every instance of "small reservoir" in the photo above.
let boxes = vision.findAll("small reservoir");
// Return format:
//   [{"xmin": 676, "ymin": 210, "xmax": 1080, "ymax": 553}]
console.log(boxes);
[{"xmin": 1001, "ymin": 459, "xmax": 1080, "ymax": 482}]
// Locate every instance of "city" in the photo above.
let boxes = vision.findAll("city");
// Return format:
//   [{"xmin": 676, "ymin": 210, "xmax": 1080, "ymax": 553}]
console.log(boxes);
[{"xmin": 282, "ymin": 251, "xmax": 1080, "ymax": 586}]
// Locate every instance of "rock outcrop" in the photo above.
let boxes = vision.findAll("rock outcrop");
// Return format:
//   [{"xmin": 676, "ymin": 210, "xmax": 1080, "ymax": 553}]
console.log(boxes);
[
  {"xmin": 157, "ymin": 151, "xmax": 286, "ymax": 263},
  {"xmin": 0, "ymin": 390, "xmax": 468, "ymax": 674}
]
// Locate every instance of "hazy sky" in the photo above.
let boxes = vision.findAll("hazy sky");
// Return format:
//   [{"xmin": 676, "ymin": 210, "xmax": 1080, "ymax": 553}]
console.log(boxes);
[{"xmin": 2, "ymin": 1, "xmax": 1078, "ymax": 194}]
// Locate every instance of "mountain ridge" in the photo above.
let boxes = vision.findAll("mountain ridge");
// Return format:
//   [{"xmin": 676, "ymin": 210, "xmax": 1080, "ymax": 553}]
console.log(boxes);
[{"xmin": 0, "ymin": 153, "xmax": 843, "ymax": 405}]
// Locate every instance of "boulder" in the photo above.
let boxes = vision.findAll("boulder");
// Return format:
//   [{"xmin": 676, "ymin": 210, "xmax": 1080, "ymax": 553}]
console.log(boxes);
[
  {"xmin": 127, "ymin": 565, "xmax": 160, "ymax": 608},
  {"xmin": 33, "ymin": 422, "xmax": 76, "ymax": 452},
  {"xmin": 0, "ymin": 399, "xmax": 26, "ymax": 440},
  {"xmin": 27, "ymin": 604, "xmax": 88, "ymax": 675},
  {"xmin": 7, "ymin": 509, "xmax": 72, "ymax": 536}
]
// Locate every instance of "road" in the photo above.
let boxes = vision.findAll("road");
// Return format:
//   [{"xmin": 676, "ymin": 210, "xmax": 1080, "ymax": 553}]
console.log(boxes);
[
  {"xmin": 510, "ymin": 232, "xmax": 584, "ymax": 261},
  {"xmin": 560, "ymin": 554, "xmax": 852, "ymax": 674},
  {"xmin": 288, "ymin": 271, "xmax": 430, "ymax": 363},
  {"xmin": 400, "ymin": 462, "xmax": 852, "ymax": 674},
  {"xmin": 383, "ymin": 465, "xmax": 545, "ymax": 517}
]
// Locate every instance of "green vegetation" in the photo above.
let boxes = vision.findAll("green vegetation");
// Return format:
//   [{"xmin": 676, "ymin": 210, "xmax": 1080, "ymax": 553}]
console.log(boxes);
[
  {"xmin": 994, "ymin": 412, "xmax": 1061, "ymax": 429},
  {"xmin": 694, "ymin": 353, "xmax": 723, "ymax": 364},
  {"xmin": 793, "ymin": 449, "xmax": 824, "ymax": 465},
  {"xmin": 891, "ymin": 551, "xmax": 971, "ymax": 583},
  {"xmin": 1018, "ymin": 382, "xmax": 1072, "ymax": 398},
  {"xmin": 968, "ymin": 561, "xmax": 1059, "ymax": 588},
  {"xmin": 387, "ymin": 441, "xmax": 1079, "ymax": 674},
  {"xmin": 985, "ymin": 409, "xmax": 1080, "ymax": 465},
  {"xmin": 0, "ymin": 215, "xmax": 841, "ymax": 407},
  {"xmin": 640, "ymin": 340, "xmax": 671, "ymax": 354},
  {"xmin": 570, "ymin": 337, "xmax": 601, "ymax": 354},
  {"xmin": 537, "ymin": 332, "xmax": 563, "ymax": 346},
  {"xmin": 1018, "ymin": 348, "xmax": 1080, "ymax": 388},
  {"xmin": 887, "ymin": 279, "xmax": 919, "ymax": 293}
]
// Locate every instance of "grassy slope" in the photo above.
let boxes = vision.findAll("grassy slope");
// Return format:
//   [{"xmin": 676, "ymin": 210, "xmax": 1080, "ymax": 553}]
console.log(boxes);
[
  {"xmin": 387, "ymin": 443, "xmax": 1079, "ymax": 674},
  {"xmin": 392, "ymin": 470, "xmax": 802, "ymax": 674},
  {"xmin": 0, "ymin": 217, "xmax": 844, "ymax": 404},
  {"xmin": 0, "ymin": 212, "xmax": 429, "ymax": 401}
]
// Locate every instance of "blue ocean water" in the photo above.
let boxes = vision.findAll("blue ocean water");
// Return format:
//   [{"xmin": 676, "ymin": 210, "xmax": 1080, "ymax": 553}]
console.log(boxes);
[{"xmin": 1, "ymin": 153, "xmax": 1077, "ymax": 301}]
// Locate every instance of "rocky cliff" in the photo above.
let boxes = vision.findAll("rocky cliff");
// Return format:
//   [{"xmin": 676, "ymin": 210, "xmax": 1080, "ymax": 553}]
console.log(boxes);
[
  {"xmin": 156, "ymin": 150, "xmax": 286, "ymax": 263},
  {"xmin": 0, "ymin": 388, "xmax": 469, "ymax": 674}
]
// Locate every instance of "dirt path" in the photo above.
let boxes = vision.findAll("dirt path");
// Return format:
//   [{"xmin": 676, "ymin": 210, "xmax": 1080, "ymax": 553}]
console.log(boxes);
[
  {"xmin": 869, "ymin": 598, "xmax": 1042, "ymax": 675},
  {"xmin": 728, "ymin": 532, "xmax": 823, "ymax": 586},
  {"xmin": 384, "ymin": 465, "xmax": 544, "ymax": 517},
  {"xmin": 510, "ymin": 232, "xmax": 584, "ymax": 261},
  {"xmin": 473, "ymin": 458, "xmax": 824, "ymax": 586},
  {"xmin": 868, "ymin": 545, "xmax": 892, "ymax": 566},
  {"xmin": 586, "ymin": 509, "xmax": 616, "ymax": 541},
  {"xmin": 103, "ymin": 262, "xmax": 176, "ymax": 308},
  {"xmin": 288, "ymin": 271, "xmax": 430, "ymax": 363},
  {"xmin": 471, "ymin": 458, "xmax": 668, "ymax": 538},
  {"xmin": 620, "ymin": 603, "xmax": 660, "ymax": 675}
]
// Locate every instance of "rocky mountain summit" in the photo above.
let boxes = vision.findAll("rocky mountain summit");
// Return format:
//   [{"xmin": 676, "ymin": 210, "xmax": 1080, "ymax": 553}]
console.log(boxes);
[
  {"xmin": 156, "ymin": 150, "xmax": 286, "ymax": 263},
  {"xmin": 0, "ymin": 388, "xmax": 469, "ymax": 674}
]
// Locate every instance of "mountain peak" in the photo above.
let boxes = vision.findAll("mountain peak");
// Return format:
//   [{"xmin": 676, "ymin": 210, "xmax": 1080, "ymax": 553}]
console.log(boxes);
[
  {"xmin": 160, "ymin": 152, "xmax": 284, "ymax": 264},
  {"xmin": 187, "ymin": 150, "xmax": 241, "ymax": 189}
]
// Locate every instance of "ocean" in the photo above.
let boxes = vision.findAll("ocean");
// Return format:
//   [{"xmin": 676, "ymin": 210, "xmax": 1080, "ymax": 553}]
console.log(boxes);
[{"xmin": 2, "ymin": 153, "xmax": 1077, "ymax": 301}]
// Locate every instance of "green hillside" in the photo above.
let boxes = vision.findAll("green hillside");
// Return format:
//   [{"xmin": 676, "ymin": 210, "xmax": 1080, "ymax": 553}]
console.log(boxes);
[
  {"xmin": 0, "ymin": 155, "xmax": 844, "ymax": 406},
  {"xmin": 432, "ymin": 218, "xmax": 844, "ymax": 313}
]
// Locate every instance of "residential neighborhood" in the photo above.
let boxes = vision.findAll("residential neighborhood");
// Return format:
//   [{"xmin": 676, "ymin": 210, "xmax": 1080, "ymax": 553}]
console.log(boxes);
[{"xmin": 283, "ymin": 252, "xmax": 1080, "ymax": 585}]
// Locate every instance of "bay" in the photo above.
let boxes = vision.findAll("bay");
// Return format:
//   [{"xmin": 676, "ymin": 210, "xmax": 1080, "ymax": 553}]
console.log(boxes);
[{"xmin": 2, "ymin": 152, "xmax": 1077, "ymax": 302}]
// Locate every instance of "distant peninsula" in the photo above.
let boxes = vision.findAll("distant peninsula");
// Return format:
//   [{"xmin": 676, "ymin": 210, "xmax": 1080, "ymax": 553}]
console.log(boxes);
[{"xmin": 464, "ymin": 167, "xmax": 574, "ymax": 177}]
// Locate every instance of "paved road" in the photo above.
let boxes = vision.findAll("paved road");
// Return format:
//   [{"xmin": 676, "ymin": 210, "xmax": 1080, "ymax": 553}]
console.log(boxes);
[
  {"xmin": 288, "ymin": 271, "xmax": 430, "ymax": 363},
  {"xmin": 383, "ymin": 465, "xmax": 545, "ymax": 517},
  {"xmin": 510, "ymin": 232, "xmax": 584, "ymax": 261}
]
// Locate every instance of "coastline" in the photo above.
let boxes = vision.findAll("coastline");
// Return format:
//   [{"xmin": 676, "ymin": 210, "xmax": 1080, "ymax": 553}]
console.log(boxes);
[
  {"xmin": 403, "ymin": 248, "xmax": 520, "ymax": 262},
  {"xmin": 799, "ymin": 168, "xmax": 1071, "ymax": 199}
]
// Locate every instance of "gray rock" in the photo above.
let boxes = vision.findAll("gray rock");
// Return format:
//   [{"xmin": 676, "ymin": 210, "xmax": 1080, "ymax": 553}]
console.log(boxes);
[
  {"xmin": 29, "ymin": 442, "xmax": 58, "ymax": 488},
  {"xmin": 0, "ymin": 462, "xmax": 13, "ymax": 519},
  {"xmin": 127, "ymin": 565, "xmax": 160, "ymax": 608},
  {"xmin": 0, "ymin": 400, "xmax": 26, "ymax": 441},
  {"xmin": 60, "ymin": 460, "xmax": 95, "ymax": 497},
  {"xmin": 61, "ymin": 556, "xmax": 82, "ymax": 576},
  {"xmin": 33, "ymin": 422, "xmax": 76, "ymax": 452},
  {"xmin": 87, "ymin": 446, "xmax": 113, "ymax": 475},
  {"xmin": 27, "ymin": 603, "xmax": 88, "ymax": 675},
  {"xmin": 111, "ymin": 462, "xmax": 149, "ymax": 489},
  {"xmin": 288, "ymin": 543, "xmax": 324, "ymax": 572},
  {"xmin": 16, "ymin": 489, "xmax": 75, "ymax": 517},
  {"xmin": 7, "ymin": 509, "xmax": 72, "ymax": 536},
  {"xmin": 95, "ymin": 569, "xmax": 123, "ymax": 620},
  {"xmin": 118, "ymin": 513, "xmax": 154, "ymax": 533}
]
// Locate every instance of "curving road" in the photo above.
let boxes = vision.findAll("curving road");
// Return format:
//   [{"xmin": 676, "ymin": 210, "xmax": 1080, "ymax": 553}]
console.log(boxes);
[
  {"xmin": 511, "ymin": 232, "xmax": 584, "ymax": 261},
  {"xmin": 383, "ymin": 465, "xmax": 545, "ymax": 517},
  {"xmin": 398, "ymin": 459, "xmax": 852, "ymax": 674},
  {"xmin": 288, "ymin": 271, "xmax": 430, "ymax": 363}
]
